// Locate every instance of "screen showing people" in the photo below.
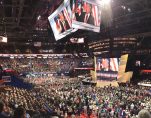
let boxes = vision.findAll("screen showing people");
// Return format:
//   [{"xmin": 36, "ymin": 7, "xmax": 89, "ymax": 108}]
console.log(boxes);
[
  {"xmin": 97, "ymin": 58, "xmax": 119, "ymax": 72},
  {"xmin": 72, "ymin": 0, "xmax": 101, "ymax": 32},
  {"xmin": 48, "ymin": 0, "xmax": 76, "ymax": 41},
  {"xmin": 96, "ymin": 58, "xmax": 120, "ymax": 80},
  {"xmin": 110, "ymin": 58, "xmax": 119, "ymax": 72},
  {"xmin": 97, "ymin": 58, "xmax": 109, "ymax": 71},
  {"xmin": 73, "ymin": 1, "xmax": 93, "ymax": 24},
  {"xmin": 54, "ymin": 10, "xmax": 70, "ymax": 34},
  {"xmin": 48, "ymin": 0, "xmax": 102, "ymax": 40}
]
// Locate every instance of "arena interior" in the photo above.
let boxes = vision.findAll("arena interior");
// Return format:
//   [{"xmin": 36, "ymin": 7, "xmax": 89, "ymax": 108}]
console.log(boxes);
[{"xmin": 0, "ymin": 0, "xmax": 151, "ymax": 118}]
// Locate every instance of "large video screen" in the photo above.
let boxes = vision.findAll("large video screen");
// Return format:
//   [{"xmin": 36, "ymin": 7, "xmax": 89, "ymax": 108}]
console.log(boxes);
[
  {"xmin": 96, "ymin": 57, "xmax": 120, "ymax": 81},
  {"xmin": 48, "ymin": 0, "xmax": 102, "ymax": 40},
  {"xmin": 96, "ymin": 58, "xmax": 109, "ymax": 71},
  {"xmin": 71, "ymin": 0, "xmax": 101, "ymax": 32},
  {"xmin": 72, "ymin": 0, "xmax": 101, "ymax": 32},
  {"xmin": 48, "ymin": 0, "xmax": 77, "ymax": 41}
]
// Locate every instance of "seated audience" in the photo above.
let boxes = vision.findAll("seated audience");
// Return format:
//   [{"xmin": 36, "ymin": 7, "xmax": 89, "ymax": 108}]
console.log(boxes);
[{"xmin": 0, "ymin": 57, "xmax": 150, "ymax": 117}]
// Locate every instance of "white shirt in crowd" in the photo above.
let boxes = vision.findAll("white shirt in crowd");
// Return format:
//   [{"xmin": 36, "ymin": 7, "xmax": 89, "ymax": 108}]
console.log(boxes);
[{"xmin": 131, "ymin": 103, "xmax": 134, "ymax": 110}]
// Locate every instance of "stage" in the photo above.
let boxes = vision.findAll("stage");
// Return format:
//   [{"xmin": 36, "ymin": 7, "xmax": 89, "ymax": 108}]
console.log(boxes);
[
  {"xmin": 78, "ymin": 75, "xmax": 119, "ymax": 87},
  {"xmin": 96, "ymin": 80, "xmax": 119, "ymax": 87},
  {"xmin": 138, "ymin": 83, "xmax": 151, "ymax": 87}
]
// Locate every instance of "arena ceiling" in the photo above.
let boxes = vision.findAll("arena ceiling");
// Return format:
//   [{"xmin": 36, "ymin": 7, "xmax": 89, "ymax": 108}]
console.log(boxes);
[{"xmin": 0, "ymin": 0, "xmax": 151, "ymax": 54}]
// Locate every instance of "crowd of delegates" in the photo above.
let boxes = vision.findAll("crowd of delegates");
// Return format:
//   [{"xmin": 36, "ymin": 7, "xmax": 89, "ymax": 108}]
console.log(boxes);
[
  {"xmin": 0, "ymin": 57, "xmax": 93, "ymax": 75},
  {"xmin": 0, "ymin": 76, "xmax": 151, "ymax": 118},
  {"xmin": 23, "ymin": 76, "xmax": 69, "ymax": 85}
]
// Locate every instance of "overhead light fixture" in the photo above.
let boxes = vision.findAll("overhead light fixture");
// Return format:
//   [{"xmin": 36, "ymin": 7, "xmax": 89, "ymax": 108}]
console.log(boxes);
[
  {"xmin": 37, "ymin": 15, "xmax": 41, "ymax": 20},
  {"xmin": 121, "ymin": 5, "xmax": 126, "ymax": 10}
]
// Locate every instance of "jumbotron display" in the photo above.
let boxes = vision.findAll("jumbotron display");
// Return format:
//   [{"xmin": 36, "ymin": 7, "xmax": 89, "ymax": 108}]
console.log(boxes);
[
  {"xmin": 96, "ymin": 57, "xmax": 120, "ymax": 81},
  {"xmin": 48, "ymin": 0, "xmax": 102, "ymax": 40},
  {"xmin": 71, "ymin": 0, "xmax": 101, "ymax": 32},
  {"xmin": 48, "ymin": 0, "xmax": 77, "ymax": 40}
]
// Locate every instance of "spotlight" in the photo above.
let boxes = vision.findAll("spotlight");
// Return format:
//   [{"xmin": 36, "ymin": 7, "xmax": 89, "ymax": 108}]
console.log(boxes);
[
  {"xmin": 37, "ymin": 15, "xmax": 41, "ymax": 20},
  {"xmin": 121, "ymin": 6, "xmax": 126, "ymax": 10},
  {"xmin": 128, "ymin": 8, "xmax": 131, "ymax": 12}
]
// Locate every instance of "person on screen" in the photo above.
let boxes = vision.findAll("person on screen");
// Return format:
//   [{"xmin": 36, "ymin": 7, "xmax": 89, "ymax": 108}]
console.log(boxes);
[
  {"xmin": 55, "ymin": 12, "xmax": 70, "ymax": 34},
  {"xmin": 59, "ymin": 12, "xmax": 70, "ymax": 32},
  {"xmin": 75, "ymin": 2, "xmax": 85, "ymax": 22},
  {"xmin": 83, "ymin": 3, "xmax": 94, "ymax": 25},
  {"xmin": 54, "ymin": 17, "xmax": 62, "ymax": 34},
  {"xmin": 102, "ymin": 59, "xmax": 109, "ymax": 71}
]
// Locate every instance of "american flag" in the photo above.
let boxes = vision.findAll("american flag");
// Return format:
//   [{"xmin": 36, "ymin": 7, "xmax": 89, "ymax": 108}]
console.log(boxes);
[
  {"xmin": 63, "ymin": 8, "xmax": 72, "ymax": 27},
  {"xmin": 83, "ymin": 1, "xmax": 87, "ymax": 12},
  {"xmin": 92, "ymin": 5, "xmax": 100, "ymax": 26},
  {"xmin": 72, "ymin": 0, "xmax": 75, "ymax": 11},
  {"xmin": 110, "ymin": 58, "xmax": 119, "ymax": 71}
]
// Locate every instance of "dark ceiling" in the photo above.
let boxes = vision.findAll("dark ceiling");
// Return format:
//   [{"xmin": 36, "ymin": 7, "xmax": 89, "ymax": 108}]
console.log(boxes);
[
  {"xmin": 0, "ymin": 0, "xmax": 62, "ymax": 43},
  {"xmin": 0, "ymin": 0, "xmax": 151, "ymax": 54}
]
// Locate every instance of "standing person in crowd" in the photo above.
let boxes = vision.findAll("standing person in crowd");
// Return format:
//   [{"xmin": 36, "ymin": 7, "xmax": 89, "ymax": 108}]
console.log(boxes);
[
  {"xmin": 13, "ymin": 107, "xmax": 27, "ymax": 118},
  {"xmin": 138, "ymin": 109, "xmax": 151, "ymax": 118},
  {"xmin": 0, "ymin": 101, "xmax": 10, "ymax": 118}
]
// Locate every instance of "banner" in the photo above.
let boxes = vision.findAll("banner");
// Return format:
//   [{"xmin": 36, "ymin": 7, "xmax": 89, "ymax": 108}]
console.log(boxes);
[{"xmin": 110, "ymin": 58, "xmax": 119, "ymax": 72}]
